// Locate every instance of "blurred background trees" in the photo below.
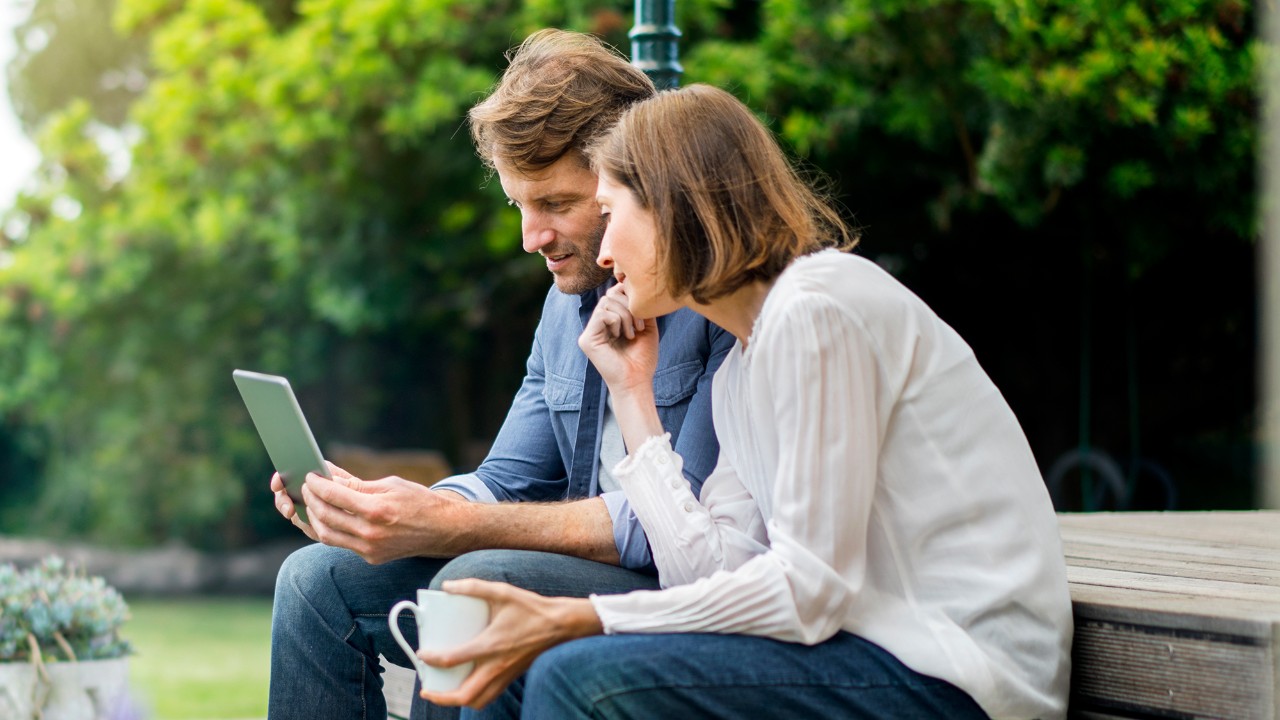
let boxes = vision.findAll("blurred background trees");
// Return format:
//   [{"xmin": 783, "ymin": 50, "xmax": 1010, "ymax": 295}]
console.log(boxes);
[{"xmin": 0, "ymin": 0, "xmax": 1260, "ymax": 548}]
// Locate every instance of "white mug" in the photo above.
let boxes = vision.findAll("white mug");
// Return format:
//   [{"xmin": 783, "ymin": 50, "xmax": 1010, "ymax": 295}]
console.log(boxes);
[{"xmin": 389, "ymin": 589, "xmax": 491, "ymax": 693}]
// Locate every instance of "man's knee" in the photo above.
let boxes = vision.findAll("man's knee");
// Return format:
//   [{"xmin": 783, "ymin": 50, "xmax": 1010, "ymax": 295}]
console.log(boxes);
[
  {"xmin": 276, "ymin": 543, "xmax": 334, "ymax": 600},
  {"xmin": 273, "ymin": 543, "xmax": 373, "ymax": 610},
  {"xmin": 429, "ymin": 550, "xmax": 535, "ymax": 589}
]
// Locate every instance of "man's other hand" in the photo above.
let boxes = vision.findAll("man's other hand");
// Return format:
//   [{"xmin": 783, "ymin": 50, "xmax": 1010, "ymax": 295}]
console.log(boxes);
[
  {"xmin": 299, "ymin": 461, "xmax": 468, "ymax": 564},
  {"xmin": 271, "ymin": 471, "xmax": 320, "ymax": 542}
]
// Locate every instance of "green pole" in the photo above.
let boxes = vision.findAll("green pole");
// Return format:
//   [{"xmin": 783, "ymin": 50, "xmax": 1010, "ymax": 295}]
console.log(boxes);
[
  {"xmin": 631, "ymin": 0, "xmax": 682, "ymax": 89},
  {"xmin": 1263, "ymin": 0, "xmax": 1280, "ymax": 509}
]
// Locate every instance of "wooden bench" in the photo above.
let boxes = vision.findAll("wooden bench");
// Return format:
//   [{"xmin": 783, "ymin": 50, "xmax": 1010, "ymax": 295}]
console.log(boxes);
[
  {"xmin": 383, "ymin": 511, "xmax": 1280, "ymax": 719},
  {"xmin": 1060, "ymin": 511, "xmax": 1279, "ymax": 719}
]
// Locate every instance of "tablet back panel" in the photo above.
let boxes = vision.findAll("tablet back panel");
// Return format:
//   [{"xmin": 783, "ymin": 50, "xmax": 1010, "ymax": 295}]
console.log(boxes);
[{"xmin": 232, "ymin": 369, "xmax": 328, "ymax": 523}]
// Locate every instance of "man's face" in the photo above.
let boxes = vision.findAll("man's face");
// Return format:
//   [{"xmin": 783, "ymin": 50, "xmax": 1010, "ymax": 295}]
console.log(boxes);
[{"xmin": 496, "ymin": 152, "xmax": 612, "ymax": 295}]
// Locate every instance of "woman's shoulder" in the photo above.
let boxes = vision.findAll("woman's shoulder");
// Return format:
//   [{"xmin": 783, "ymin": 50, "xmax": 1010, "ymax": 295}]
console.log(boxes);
[{"xmin": 770, "ymin": 250, "xmax": 918, "ymax": 318}]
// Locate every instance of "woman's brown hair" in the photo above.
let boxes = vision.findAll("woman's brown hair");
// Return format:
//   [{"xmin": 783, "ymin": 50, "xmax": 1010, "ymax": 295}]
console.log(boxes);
[
  {"xmin": 588, "ymin": 84, "xmax": 856, "ymax": 304},
  {"xmin": 469, "ymin": 29, "xmax": 656, "ymax": 175}
]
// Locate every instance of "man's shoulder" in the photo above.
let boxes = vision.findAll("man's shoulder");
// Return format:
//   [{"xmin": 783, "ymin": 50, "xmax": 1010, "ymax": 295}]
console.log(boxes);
[{"xmin": 534, "ymin": 285, "xmax": 585, "ymax": 334}]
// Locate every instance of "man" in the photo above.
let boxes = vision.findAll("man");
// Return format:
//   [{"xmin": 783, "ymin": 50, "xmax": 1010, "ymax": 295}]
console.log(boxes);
[{"xmin": 266, "ymin": 29, "xmax": 733, "ymax": 720}]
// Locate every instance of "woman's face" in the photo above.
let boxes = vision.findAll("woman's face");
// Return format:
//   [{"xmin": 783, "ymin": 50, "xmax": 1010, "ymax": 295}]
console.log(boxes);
[{"xmin": 595, "ymin": 172, "xmax": 682, "ymax": 318}]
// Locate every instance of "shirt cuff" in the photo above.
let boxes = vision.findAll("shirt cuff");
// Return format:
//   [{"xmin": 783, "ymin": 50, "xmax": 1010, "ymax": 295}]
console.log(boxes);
[
  {"xmin": 601, "ymin": 491, "xmax": 654, "ymax": 570},
  {"xmin": 430, "ymin": 473, "xmax": 498, "ymax": 503},
  {"xmin": 612, "ymin": 432, "xmax": 680, "ymax": 479}
]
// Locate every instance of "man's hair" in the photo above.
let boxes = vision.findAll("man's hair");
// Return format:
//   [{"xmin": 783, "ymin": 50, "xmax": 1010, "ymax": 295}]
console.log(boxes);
[
  {"xmin": 469, "ymin": 29, "xmax": 656, "ymax": 175},
  {"xmin": 587, "ymin": 84, "xmax": 857, "ymax": 304}
]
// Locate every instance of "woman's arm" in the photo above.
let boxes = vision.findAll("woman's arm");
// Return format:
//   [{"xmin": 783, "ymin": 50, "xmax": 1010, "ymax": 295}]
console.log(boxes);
[
  {"xmin": 594, "ymin": 292, "xmax": 884, "ymax": 644},
  {"xmin": 417, "ymin": 578, "xmax": 603, "ymax": 710},
  {"xmin": 614, "ymin": 437, "xmax": 769, "ymax": 587}
]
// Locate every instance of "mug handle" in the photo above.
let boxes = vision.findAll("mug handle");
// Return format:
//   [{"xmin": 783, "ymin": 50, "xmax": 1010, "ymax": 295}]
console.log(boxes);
[{"xmin": 388, "ymin": 600, "xmax": 428, "ymax": 676}]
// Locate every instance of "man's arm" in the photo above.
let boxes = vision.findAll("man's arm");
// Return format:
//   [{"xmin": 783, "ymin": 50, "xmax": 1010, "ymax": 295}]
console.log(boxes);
[
  {"xmin": 297, "ymin": 474, "xmax": 619, "ymax": 565},
  {"xmin": 274, "ymin": 288, "xmax": 622, "ymax": 565}
]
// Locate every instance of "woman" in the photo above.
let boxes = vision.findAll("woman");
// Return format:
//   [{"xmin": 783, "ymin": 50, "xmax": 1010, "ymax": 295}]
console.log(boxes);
[{"xmin": 421, "ymin": 84, "xmax": 1073, "ymax": 719}]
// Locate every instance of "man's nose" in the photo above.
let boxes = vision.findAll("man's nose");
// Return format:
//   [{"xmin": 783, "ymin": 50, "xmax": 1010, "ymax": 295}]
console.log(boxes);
[{"xmin": 522, "ymin": 213, "xmax": 555, "ymax": 254}]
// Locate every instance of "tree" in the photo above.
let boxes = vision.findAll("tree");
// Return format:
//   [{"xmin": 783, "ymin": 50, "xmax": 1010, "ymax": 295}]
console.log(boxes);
[
  {"xmin": 683, "ymin": 0, "xmax": 1258, "ymax": 509},
  {"xmin": 0, "ymin": 0, "xmax": 659, "ymax": 545},
  {"xmin": 0, "ymin": 0, "xmax": 1262, "ymax": 546}
]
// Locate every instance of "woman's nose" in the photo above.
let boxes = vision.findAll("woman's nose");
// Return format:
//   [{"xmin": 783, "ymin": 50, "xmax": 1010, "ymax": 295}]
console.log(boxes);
[{"xmin": 597, "ymin": 231, "xmax": 614, "ymax": 268}]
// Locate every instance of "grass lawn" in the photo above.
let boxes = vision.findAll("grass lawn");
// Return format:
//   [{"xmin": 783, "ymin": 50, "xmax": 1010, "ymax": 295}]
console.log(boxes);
[{"xmin": 125, "ymin": 597, "xmax": 273, "ymax": 719}]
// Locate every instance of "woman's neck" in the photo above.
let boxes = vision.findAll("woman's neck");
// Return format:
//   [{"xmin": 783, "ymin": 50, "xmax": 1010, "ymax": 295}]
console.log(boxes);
[{"xmin": 689, "ymin": 280, "xmax": 775, "ymax": 349}]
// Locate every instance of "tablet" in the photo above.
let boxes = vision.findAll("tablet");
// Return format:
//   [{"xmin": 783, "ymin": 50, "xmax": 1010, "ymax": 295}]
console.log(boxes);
[{"xmin": 232, "ymin": 369, "xmax": 331, "ymax": 524}]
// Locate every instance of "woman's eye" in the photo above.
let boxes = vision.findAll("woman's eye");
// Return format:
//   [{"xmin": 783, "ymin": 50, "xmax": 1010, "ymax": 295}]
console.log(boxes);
[{"xmin": 600, "ymin": 211, "xmax": 611, "ymax": 224}]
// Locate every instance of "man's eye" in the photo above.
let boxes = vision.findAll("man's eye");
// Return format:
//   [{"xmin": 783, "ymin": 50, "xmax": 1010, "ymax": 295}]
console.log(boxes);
[
  {"xmin": 545, "ymin": 201, "xmax": 564, "ymax": 211},
  {"xmin": 506, "ymin": 198, "xmax": 520, "ymax": 209}
]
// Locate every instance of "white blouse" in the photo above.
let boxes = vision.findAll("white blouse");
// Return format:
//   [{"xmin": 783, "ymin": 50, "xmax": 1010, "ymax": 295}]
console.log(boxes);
[{"xmin": 589, "ymin": 250, "xmax": 1073, "ymax": 720}]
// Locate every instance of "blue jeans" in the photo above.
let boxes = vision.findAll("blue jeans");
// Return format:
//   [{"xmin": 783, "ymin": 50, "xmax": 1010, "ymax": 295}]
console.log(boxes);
[
  {"xmin": 267, "ymin": 545, "xmax": 659, "ymax": 720},
  {"xmin": 466, "ymin": 632, "xmax": 989, "ymax": 720}
]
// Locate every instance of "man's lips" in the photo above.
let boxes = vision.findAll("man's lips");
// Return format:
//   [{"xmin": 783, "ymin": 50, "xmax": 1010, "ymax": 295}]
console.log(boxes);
[{"xmin": 543, "ymin": 252, "xmax": 573, "ymax": 271}]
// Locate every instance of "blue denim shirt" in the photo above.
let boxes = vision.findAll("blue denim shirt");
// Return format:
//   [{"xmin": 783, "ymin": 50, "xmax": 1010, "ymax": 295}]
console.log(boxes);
[{"xmin": 434, "ymin": 283, "xmax": 733, "ymax": 570}]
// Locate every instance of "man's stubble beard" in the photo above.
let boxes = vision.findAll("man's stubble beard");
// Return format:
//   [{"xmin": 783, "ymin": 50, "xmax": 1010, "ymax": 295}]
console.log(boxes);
[{"xmin": 553, "ymin": 218, "xmax": 612, "ymax": 295}]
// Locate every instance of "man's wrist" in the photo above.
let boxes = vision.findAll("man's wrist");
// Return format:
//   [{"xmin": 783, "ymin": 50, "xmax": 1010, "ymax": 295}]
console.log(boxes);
[{"xmin": 433, "ymin": 488, "xmax": 469, "ymax": 502}]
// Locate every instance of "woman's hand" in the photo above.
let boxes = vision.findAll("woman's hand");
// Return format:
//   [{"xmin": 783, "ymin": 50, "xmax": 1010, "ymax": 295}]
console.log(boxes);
[
  {"xmin": 418, "ymin": 579, "xmax": 603, "ymax": 710},
  {"xmin": 578, "ymin": 283, "xmax": 659, "ymax": 398}
]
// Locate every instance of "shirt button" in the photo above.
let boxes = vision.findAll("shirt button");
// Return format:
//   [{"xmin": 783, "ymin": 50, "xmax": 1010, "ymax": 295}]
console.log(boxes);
[
  {"xmin": 656, "ymin": 454, "xmax": 669, "ymax": 465},
  {"xmin": 670, "ymin": 478, "xmax": 681, "ymax": 489},
  {"xmin": 683, "ymin": 502, "xmax": 694, "ymax": 513}
]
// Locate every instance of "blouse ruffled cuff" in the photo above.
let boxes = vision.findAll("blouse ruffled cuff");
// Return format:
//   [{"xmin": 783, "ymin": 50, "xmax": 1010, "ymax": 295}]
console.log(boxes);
[{"xmin": 612, "ymin": 432, "xmax": 683, "ymax": 481}]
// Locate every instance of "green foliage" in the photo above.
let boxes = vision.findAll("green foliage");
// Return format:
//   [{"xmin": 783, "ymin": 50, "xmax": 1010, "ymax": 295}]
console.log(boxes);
[
  {"xmin": 0, "ymin": 0, "xmax": 1261, "ymax": 543},
  {"xmin": 6, "ymin": 0, "xmax": 149, "ymax": 131},
  {"xmin": 685, "ymin": 0, "xmax": 1257, "ymax": 237},
  {"xmin": 0, "ymin": 0, "xmax": 639, "ymax": 545}
]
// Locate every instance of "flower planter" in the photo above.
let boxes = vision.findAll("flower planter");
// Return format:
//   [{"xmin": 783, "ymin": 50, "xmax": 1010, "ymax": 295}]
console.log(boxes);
[
  {"xmin": 0, "ymin": 657, "xmax": 129, "ymax": 720},
  {"xmin": 1, "ymin": 557, "xmax": 134, "ymax": 719},
  {"xmin": 0, "ymin": 662, "xmax": 43, "ymax": 719},
  {"xmin": 42, "ymin": 657, "xmax": 130, "ymax": 720}
]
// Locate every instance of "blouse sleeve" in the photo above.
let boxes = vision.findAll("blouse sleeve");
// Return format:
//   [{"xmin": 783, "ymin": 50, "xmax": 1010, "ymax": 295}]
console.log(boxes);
[
  {"xmin": 611, "ymin": 435, "xmax": 769, "ymax": 589},
  {"xmin": 591, "ymin": 292, "xmax": 886, "ymax": 645}
]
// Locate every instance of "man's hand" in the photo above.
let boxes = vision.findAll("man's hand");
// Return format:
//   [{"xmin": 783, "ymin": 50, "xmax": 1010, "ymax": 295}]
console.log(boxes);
[
  {"xmin": 271, "ymin": 463, "xmax": 622, "ymax": 565},
  {"xmin": 271, "ymin": 472, "xmax": 320, "ymax": 542},
  {"xmin": 296, "ymin": 462, "xmax": 469, "ymax": 564},
  {"xmin": 418, "ymin": 579, "xmax": 603, "ymax": 710}
]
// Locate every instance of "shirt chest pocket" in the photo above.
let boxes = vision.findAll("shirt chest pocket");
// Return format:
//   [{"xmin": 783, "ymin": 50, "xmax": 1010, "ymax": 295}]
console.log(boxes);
[
  {"xmin": 544, "ymin": 371, "xmax": 583, "ymax": 411},
  {"xmin": 652, "ymin": 360, "xmax": 702, "ymax": 407},
  {"xmin": 544, "ymin": 360, "xmax": 701, "ymax": 411}
]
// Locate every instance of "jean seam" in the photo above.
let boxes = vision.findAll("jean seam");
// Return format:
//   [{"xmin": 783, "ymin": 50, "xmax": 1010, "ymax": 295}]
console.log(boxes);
[{"xmin": 585, "ymin": 677, "xmax": 955, "ymax": 709}]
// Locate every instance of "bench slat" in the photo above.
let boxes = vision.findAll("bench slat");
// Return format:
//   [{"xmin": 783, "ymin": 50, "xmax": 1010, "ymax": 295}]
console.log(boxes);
[{"xmin": 1060, "ymin": 511, "xmax": 1280, "ymax": 720}]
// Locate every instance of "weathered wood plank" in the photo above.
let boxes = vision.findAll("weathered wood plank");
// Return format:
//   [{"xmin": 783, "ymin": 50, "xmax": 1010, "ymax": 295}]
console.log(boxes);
[{"xmin": 1059, "ymin": 512, "xmax": 1280, "ymax": 720}]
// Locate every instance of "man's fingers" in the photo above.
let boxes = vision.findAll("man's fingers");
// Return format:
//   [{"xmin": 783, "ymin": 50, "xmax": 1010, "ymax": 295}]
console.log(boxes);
[
  {"xmin": 290, "ymin": 513, "xmax": 320, "ymax": 541},
  {"xmin": 305, "ymin": 473, "xmax": 372, "ymax": 513},
  {"xmin": 301, "ymin": 482, "xmax": 364, "ymax": 534},
  {"xmin": 300, "ymin": 491, "xmax": 363, "ymax": 547},
  {"xmin": 313, "ymin": 468, "xmax": 360, "ymax": 491},
  {"xmin": 325, "ymin": 461, "xmax": 357, "ymax": 480}
]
